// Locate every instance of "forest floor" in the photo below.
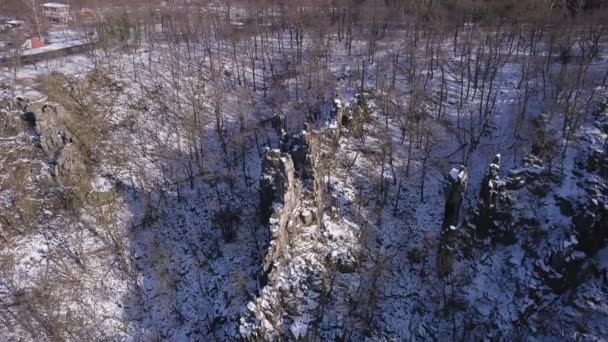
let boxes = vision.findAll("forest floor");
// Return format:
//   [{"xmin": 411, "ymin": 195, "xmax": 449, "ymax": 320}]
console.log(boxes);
[{"xmin": 1, "ymin": 24, "xmax": 608, "ymax": 340}]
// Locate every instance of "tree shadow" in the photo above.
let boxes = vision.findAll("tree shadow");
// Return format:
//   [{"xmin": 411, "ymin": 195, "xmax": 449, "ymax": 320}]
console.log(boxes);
[{"xmin": 115, "ymin": 126, "xmax": 272, "ymax": 340}]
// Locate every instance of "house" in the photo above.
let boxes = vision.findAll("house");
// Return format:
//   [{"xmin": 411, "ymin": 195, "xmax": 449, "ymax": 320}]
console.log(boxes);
[
  {"xmin": 41, "ymin": 3, "xmax": 71, "ymax": 24},
  {"xmin": 21, "ymin": 37, "xmax": 47, "ymax": 50},
  {"xmin": 0, "ymin": 20, "xmax": 24, "ymax": 33},
  {"xmin": 7, "ymin": 20, "xmax": 25, "ymax": 28}
]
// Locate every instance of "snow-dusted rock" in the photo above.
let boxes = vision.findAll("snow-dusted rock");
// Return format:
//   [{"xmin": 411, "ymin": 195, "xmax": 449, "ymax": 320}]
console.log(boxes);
[
  {"xmin": 442, "ymin": 165, "xmax": 468, "ymax": 230},
  {"xmin": 473, "ymin": 154, "xmax": 511, "ymax": 239}
]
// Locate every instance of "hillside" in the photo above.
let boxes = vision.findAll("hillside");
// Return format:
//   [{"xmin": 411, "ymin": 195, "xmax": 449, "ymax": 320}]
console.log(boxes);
[{"xmin": 1, "ymin": 1, "xmax": 608, "ymax": 340}]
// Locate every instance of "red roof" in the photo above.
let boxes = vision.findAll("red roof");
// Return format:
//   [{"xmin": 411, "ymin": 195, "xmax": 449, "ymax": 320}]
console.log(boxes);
[{"xmin": 31, "ymin": 38, "xmax": 47, "ymax": 49}]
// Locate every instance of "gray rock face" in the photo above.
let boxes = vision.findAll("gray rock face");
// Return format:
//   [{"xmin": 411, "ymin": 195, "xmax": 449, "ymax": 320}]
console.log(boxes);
[
  {"xmin": 271, "ymin": 112, "xmax": 285, "ymax": 134},
  {"xmin": 54, "ymin": 143, "xmax": 89, "ymax": 188},
  {"xmin": 332, "ymin": 97, "xmax": 345, "ymax": 128},
  {"xmin": 31, "ymin": 102, "xmax": 74, "ymax": 157},
  {"xmin": 479, "ymin": 154, "xmax": 502, "ymax": 208},
  {"xmin": 4, "ymin": 89, "xmax": 110, "ymax": 205},
  {"xmin": 87, "ymin": 175, "xmax": 117, "ymax": 206},
  {"xmin": 245, "ymin": 150, "xmax": 310, "ymax": 340},
  {"xmin": 572, "ymin": 188, "xmax": 608, "ymax": 256},
  {"xmin": 505, "ymin": 155, "xmax": 546, "ymax": 190},
  {"xmin": 533, "ymin": 103, "xmax": 608, "ymax": 294},
  {"xmin": 10, "ymin": 96, "xmax": 72, "ymax": 155},
  {"xmin": 300, "ymin": 209, "xmax": 314, "ymax": 226},
  {"xmin": 0, "ymin": 85, "xmax": 112, "ymax": 240},
  {"xmin": 20, "ymin": 100, "xmax": 89, "ymax": 190},
  {"xmin": 586, "ymin": 149, "xmax": 608, "ymax": 178},
  {"xmin": 535, "ymin": 242, "xmax": 590, "ymax": 294},
  {"xmin": 442, "ymin": 166, "xmax": 468, "ymax": 230},
  {"xmin": 490, "ymin": 155, "xmax": 555, "ymax": 245},
  {"xmin": 0, "ymin": 89, "xmax": 21, "ymax": 136},
  {"xmin": 471, "ymin": 114, "xmax": 608, "ymax": 294},
  {"xmin": 535, "ymin": 194, "xmax": 605, "ymax": 293},
  {"xmin": 331, "ymin": 97, "xmax": 346, "ymax": 142},
  {"xmin": 280, "ymin": 130, "xmax": 313, "ymax": 179},
  {"xmin": 0, "ymin": 110, "xmax": 20, "ymax": 137},
  {"xmin": 438, "ymin": 166, "xmax": 468, "ymax": 277},
  {"xmin": 259, "ymin": 149, "xmax": 301, "ymax": 276},
  {"xmin": 474, "ymin": 154, "xmax": 511, "ymax": 240},
  {"xmin": 244, "ymin": 117, "xmax": 333, "ymax": 340}
]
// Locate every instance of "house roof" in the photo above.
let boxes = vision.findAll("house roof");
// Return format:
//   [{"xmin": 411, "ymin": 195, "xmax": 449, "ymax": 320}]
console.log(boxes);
[
  {"xmin": 42, "ymin": 3, "xmax": 70, "ymax": 8},
  {"xmin": 31, "ymin": 37, "xmax": 47, "ymax": 49}
]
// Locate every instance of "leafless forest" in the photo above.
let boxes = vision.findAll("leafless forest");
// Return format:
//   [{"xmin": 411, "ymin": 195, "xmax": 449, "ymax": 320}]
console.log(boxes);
[{"xmin": 1, "ymin": 0, "xmax": 608, "ymax": 340}]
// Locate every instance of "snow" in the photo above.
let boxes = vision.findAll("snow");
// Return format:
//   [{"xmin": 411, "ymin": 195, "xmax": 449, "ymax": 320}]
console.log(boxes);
[
  {"xmin": 91, "ymin": 175, "xmax": 113, "ymax": 192},
  {"xmin": 290, "ymin": 314, "xmax": 312, "ymax": 338},
  {"xmin": 42, "ymin": 3, "xmax": 69, "ymax": 8},
  {"xmin": 21, "ymin": 40, "xmax": 85, "ymax": 55},
  {"xmin": 449, "ymin": 167, "xmax": 461, "ymax": 181},
  {"xmin": 1, "ymin": 9, "xmax": 607, "ymax": 341}
]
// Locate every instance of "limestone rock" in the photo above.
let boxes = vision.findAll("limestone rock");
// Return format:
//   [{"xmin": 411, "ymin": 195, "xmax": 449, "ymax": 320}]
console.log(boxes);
[
  {"xmin": 438, "ymin": 166, "xmax": 468, "ymax": 277},
  {"xmin": 572, "ymin": 196, "xmax": 608, "ymax": 255},
  {"xmin": 259, "ymin": 148, "xmax": 300, "ymax": 275},
  {"xmin": 442, "ymin": 166, "xmax": 468, "ymax": 230},
  {"xmin": 472, "ymin": 154, "xmax": 516, "ymax": 242},
  {"xmin": 300, "ymin": 209, "xmax": 314, "ymax": 226},
  {"xmin": 54, "ymin": 143, "xmax": 90, "ymax": 190},
  {"xmin": 87, "ymin": 175, "xmax": 116, "ymax": 206}
]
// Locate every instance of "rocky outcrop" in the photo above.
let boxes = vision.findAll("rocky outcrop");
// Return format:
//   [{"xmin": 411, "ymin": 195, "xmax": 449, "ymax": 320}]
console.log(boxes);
[
  {"xmin": 53, "ymin": 141, "xmax": 87, "ymax": 184},
  {"xmin": 331, "ymin": 97, "xmax": 345, "ymax": 141},
  {"xmin": 341, "ymin": 93, "xmax": 371, "ymax": 138},
  {"xmin": 535, "ymin": 102, "xmax": 608, "ymax": 294},
  {"xmin": 442, "ymin": 166, "xmax": 468, "ymax": 230},
  {"xmin": 471, "ymin": 104, "xmax": 608, "ymax": 294},
  {"xmin": 27, "ymin": 100, "xmax": 93, "ymax": 192},
  {"xmin": 572, "ymin": 196, "xmax": 608, "ymax": 255},
  {"xmin": 244, "ymin": 93, "xmax": 386, "ymax": 338},
  {"xmin": 572, "ymin": 101, "xmax": 608, "ymax": 255},
  {"xmin": 258, "ymin": 148, "xmax": 302, "ymax": 277},
  {"xmin": 244, "ymin": 147, "xmax": 322, "ymax": 340},
  {"xmin": 472, "ymin": 154, "xmax": 512, "ymax": 240},
  {"xmin": 280, "ymin": 129, "xmax": 314, "ymax": 179},
  {"xmin": 438, "ymin": 166, "xmax": 468, "ymax": 277},
  {"xmin": 25, "ymin": 101, "xmax": 73, "ymax": 155},
  {"xmin": 243, "ymin": 97, "xmax": 351, "ymax": 340},
  {"xmin": 2, "ymin": 87, "xmax": 114, "ymax": 207},
  {"xmin": 535, "ymin": 235, "xmax": 591, "ymax": 294},
  {"xmin": 587, "ymin": 149, "xmax": 608, "ymax": 177},
  {"xmin": 536, "ymin": 194, "xmax": 605, "ymax": 294},
  {"xmin": 0, "ymin": 88, "xmax": 21, "ymax": 137},
  {"xmin": 332, "ymin": 97, "xmax": 345, "ymax": 128},
  {"xmin": 1, "ymin": 85, "xmax": 107, "ymax": 240}
]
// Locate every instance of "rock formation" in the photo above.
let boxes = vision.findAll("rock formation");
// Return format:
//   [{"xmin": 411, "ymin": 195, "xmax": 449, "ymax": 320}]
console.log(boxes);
[
  {"xmin": 280, "ymin": 129, "xmax": 313, "ymax": 179},
  {"xmin": 473, "ymin": 154, "xmax": 512, "ymax": 240},
  {"xmin": 243, "ymin": 98, "xmax": 350, "ymax": 340},
  {"xmin": 442, "ymin": 166, "xmax": 468, "ymax": 230},
  {"xmin": 534, "ymin": 101, "xmax": 608, "ymax": 294},
  {"xmin": 573, "ymin": 196, "xmax": 608, "ymax": 256},
  {"xmin": 259, "ymin": 148, "xmax": 302, "ymax": 275},
  {"xmin": 2, "ymin": 87, "xmax": 114, "ymax": 207},
  {"xmin": 535, "ymin": 236, "xmax": 591, "ymax": 294},
  {"xmin": 244, "ymin": 147, "xmax": 322, "ymax": 340},
  {"xmin": 438, "ymin": 166, "xmax": 468, "ymax": 277},
  {"xmin": 332, "ymin": 97, "xmax": 345, "ymax": 129}
]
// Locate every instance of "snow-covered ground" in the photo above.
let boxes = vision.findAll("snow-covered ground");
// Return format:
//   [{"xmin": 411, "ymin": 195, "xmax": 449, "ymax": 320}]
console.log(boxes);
[{"xmin": 1, "ymin": 14, "xmax": 607, "ymax": 340}]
